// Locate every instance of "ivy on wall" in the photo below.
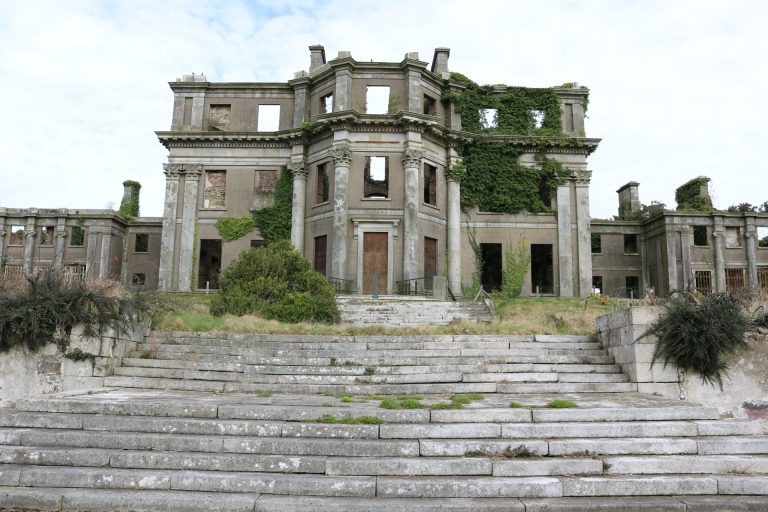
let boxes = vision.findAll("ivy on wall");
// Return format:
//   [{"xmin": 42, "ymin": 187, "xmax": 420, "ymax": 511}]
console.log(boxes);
[
  {"xmin": 675, "ymin": 177, "xmax": 713, "ymax": 212},
  {"xmin": 252, "ymin": 166, "xmax": 293, "ymax": 244},
  {"xmin": 216, "ymin": 215, "xmax": 258, "ymax": 242},
  {"xmin": 118, "ymin": 180, "xmax": 141, "ymax": 220}
]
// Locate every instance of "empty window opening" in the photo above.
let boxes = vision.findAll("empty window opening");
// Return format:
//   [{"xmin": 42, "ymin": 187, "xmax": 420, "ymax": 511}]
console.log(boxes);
[
  {"xmin": 530, "ymin": 109, "xmax": 545, "ymax": 129},
  {"xmin": 364, "ymin": 156, "xmax": 389, "ymax": 198},
  {"xmin": 726, "ymin": 227, "xmax": 742, "ymax": 248},
  {"xmin": 9, "ymin": 225, "xmax": 24, "ymax": 246},
  {"xmin": 423, "ymin": 163, "xmax": 437, "ymax": 205},
  {"xmin": 316, "ymin": 163, "xmax": 329, "ymax": 203},
  {"xmin": 480, "ymin": 243, "xmax": 503, "ymax": 293},
  {"xmin": 197, "ymin": 239, "xmax": 222, "ymax": 289},
  {"xmin": 726, "ymin": 268, "xmax": 745, "ymax": 292},
  {"xmin": 695, "ymin": 270, "xmax": 713, "ymax": 295},
  {"xmin": 592, "ymin": 275, "xmax": 603, "ymax": 295},
  {"xmin": 257, "ymin": 104, "xmax": 281, "ymax": 131},
  {"xmin": 538, "ymin": 171, "xmax": 553, "ymax": 207},
  {"xmin": 531, "ymin": 244, "xmax": 554, "ymax": 294},
  {"xmin": 132, "ymin": 273, "xmax": 146, "ymax": 287},
  {"xmin": 479, "ymin": 108, "xmax": 498, "ymax": 129},
  {"xmin": 591, "ymin": 234, "xmax": 602, "ymax": 254},
  {"xmin": 319, "ymin": 93, "xmax": 333, "ymax": 114},
  {"xmin": 424, "ymin": 237, "xmax": 438, "ymax": 291},
  {"xmin": 624, "ymin": 234, "xmax": 638, "ymax": 254},
  {"xmin": 134, "ymin": 233, "xmax": 149, "ymax": 253},
  {"xmin": 366, "ymin": 86, "xmax": 390, "ymax": 114},
  {"xmin": 693, "ymin": 225, "xmax": 708, "ymax": 246},
  {"xmin": 758, "ymin": 227, "xmax": 768, "ymax": 248},
  {"xmin": 250, "ymin": 240, "xmax": 267, "ymax": 249},
  {"xmin": 70, "ymin": 226, "xmax": 85, "ymax": 247},
  {"xmin": 40, "ymin": 226, "xmax": 54, "ymax": 246},
  {"xmin": 563, "ymin": 103, "xmax": 574, "ymax": 132},
  {"xmin": 183, "ymin": 97, "xmax": 193, "ymax": 125},
  {"xmin": 203, "ymin": 171, "xmax": 226, "ymax": 208},
  {"xmin": 314, "ymin": 235, "xmax": 327, "ymax": 276},
  {"xmin": 759, "ymin": 267, "xmax": 768, "ymax": 289},
  {"xmin": 625, "ymin": 276, "xmax": 640, "ymax": 299},
  {"xmin": 208, "ymin": 104, "xmax": 231, "ymax": 130},
  {"xmin": 423, "ymin": 95, "xmax": 437, "ymax": 116}
]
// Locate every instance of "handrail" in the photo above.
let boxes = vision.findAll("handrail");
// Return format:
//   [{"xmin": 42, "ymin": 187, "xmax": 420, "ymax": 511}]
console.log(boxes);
[
  {"xmin": 472, "ymin": 288, "xmax": 497, "ymax": 319},
  {"xmin": 327, "ymin": 276, "xmax": 355, "ymax": 294},
  {"xmin": 396, "ymin": 276, "xmax": 432, "ymax": 296}
]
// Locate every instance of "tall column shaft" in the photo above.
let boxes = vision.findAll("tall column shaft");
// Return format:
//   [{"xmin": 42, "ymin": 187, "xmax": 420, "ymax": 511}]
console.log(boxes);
[
  {"xmin": 178, "ymin": 167, "xmax": 201, "ymax": 291},
  {"xmin": 447, "ymin": 179, "xmax": 462, "ymax": 297},
  {"xmin": 665, "ymin": 229, "xmax": 679, "ymax": 293},
  {"xmin": 746, "ymin": 229, "xmax": 759, "ymax": 290},
  {"xmin": 159, "ymin": 165, "xmax": 181, "ymax": 291},
  {"xmin": 573, "ymin": 171, "xmax": 592, "ymax": 297},
  {"xmin": 713, "ymin": 231, "xmax": 726, "ymax": 293},
  {"xmin": 289, "ymin": 162, "xmax": 307, "ymax": 253},
  {"xmin": 52, "ymin": 217, "xmax": 67, "ymax": 272},
  {"xmin": 99, "ymin": 232, "xmax": 111, "ymax": 279},
  {"xmin": 556, "ymin": 185, "xmax": 574, "ymax": 297},
  {"xmin": 0, "ymin": 228, "xmax": 6, "ymax": 275},
  {"xmin": 331, "ymin": 143, "xmax": 351, "ymax": 281},
  {"xmin": 402, "ymin": 145, "xmax": 423, "ymax": 281},
  {"xmin": 22, "ymin": 216, "xmax": 36, "ymax": 275}
]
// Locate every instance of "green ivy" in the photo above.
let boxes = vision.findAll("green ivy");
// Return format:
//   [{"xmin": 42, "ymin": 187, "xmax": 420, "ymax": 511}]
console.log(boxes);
[
  {"xmin": 252, "ymin": 166, "xmax": 293, "ymax": 244},
  {"xmin": 675, "ymin": 177, "xmax": 713, "ymax": 212},
  {"xmin": 118, "ymin": 180, "xmax": 141, "ymax": 220},
  {"xmin": 502, "ymin": 239, "xmax": 530, "ymax": 299},
  {"xmin": 216, "ymin": 215, "xmax": 258, "ymax": 242}
]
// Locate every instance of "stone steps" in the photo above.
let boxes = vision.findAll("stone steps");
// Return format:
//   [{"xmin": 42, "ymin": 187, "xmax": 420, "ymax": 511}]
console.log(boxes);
[{"xmin": 336, "ymin": 298, "xmax": 490, "ymax": 326}]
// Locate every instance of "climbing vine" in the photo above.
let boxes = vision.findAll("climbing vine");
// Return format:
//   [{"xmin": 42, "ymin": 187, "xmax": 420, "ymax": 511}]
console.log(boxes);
[
  {"xmin": 252, "ymin": 166, "xmax": 293, "ymax": 244},
  {"xmin": 216, "ymin": 215, "xmax": 258, "ymax": 242},
  {"xmin": 502, "ymin": 238, "xmax": 531, "ymax": 299},
  {"xmin": 675, "ymin": 177, "xmax": 713, "ymax": 212},
  {"xmin": 118, "ymin": 180, "xmax": 141, "ymax": 220}
]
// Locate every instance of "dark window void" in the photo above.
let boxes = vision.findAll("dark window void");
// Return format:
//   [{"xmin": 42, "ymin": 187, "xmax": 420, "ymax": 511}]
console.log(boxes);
[
  {"xmin": 693, "ymin": 225, "xmax": 708, "ymax": 246},
  {"xmin": 424, "ymin": 163, "xmax": 437, "ymax": 205},
  {"xmin": 132, "ymin": 273, "xmax": 146, "ymax": 287},
  {"xmin": 70, "ymin": 226, "xmax": 85, "ymax": 247},
  {"xmin": 592, "ymin": 275, "xmax": 603, "ymax": 294},
  {"xmin": 480, "ymin": 243, "xmax": 503, "ymax": 292},
  {"xmin": 695, "ymin": 270, "xmax": 713, "ymax": 294},
  {"xmin": 40, "ymin": 226, "xmax": 54, "ymax": 246},
  {"xmin": 198, "ymin": 239, "xmax": 222, "ymax": 289},
  {"xmin": 314, "ymin": 235, "xmax": 327, "ymax": 275},
  {"xmin": 726, "ymin": 268, "xmax": 745, "ymax": 292},
  {"xmin": 316, "ymin": 163, "xmax": 329, "ymax": 203},
  {"xmin": 134, "ymin": 233, "xmax": 149, "ymax": 253},
  {"xmin": 250, "ymin": 240, "xmax": 267, "ymax": 249},
  {"xmin": 563, "ymin": 103, "xmax": 574, "ymax": 132},
  {"xmin": 591, "ymin": 234, "xmax": 602, "ymax": 253},
  {"xmin": 624, "ymin": 234, "xmax": 638, "ymax": 254},
  {"xmin": 319, "ymin": 93, "xmax": 333, "ymax": 114},
  {"xmin": 531, "ymin": 244, "xmax": 554, "ymax": 294},
  {"xmin": 625, "ymin": 276, "xmax": 640, "ymax": 298},
  {"xmin": 423, "ymin": 95, "xmax": 437, "ymax": 115},
  {"xmin": 538, "ymin": 171, "xmax": 552, "ymax": 207},
  {"xmin": 424, "ymin": 237, "xmax": 437, "ymax": 290},
  {"xmin": 759, "ymin": 267, "xmax": 768, "ymax": 289},
  {"xmin": 364, "ymin": 156, "xmax": 388, "ymax": 198}
]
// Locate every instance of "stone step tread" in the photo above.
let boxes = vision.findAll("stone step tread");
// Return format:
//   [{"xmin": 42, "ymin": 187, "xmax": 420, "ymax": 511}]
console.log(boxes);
[
  {"xmin": 498, "ymin": 383, "xmax": 638, "ymax": 393},
  {"xmin": 151, "ymin": 332, "xmax": 591, "ymax": 342}
]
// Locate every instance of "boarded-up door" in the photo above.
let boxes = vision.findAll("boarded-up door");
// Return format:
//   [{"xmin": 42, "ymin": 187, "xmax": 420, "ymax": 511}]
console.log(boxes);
[
  {"xmin": 424, "ymin": 237, "xmax": 437, "ymax": 290},
  {"xmin": 363, "ymin": 232, "xmax": 388, "ymax": 295}
]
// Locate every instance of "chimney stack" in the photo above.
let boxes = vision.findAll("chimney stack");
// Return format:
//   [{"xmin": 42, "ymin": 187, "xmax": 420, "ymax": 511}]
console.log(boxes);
[
  {"xmin": 617, "ymin": 182, "xmax": 640, "ymax": 219},
  {"xmin": 431, "ymin": 47, "xmax": 450, "ymax": 74},
  {"xmin": 309, "ymin": 45, "xmax": 326, "ymax": 73}
]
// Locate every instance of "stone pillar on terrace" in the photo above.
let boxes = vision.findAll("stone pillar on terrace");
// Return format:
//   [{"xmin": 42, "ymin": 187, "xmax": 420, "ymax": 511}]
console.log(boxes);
[
  {"xmin": 52, "ymin": 214, "xmax": 68, "ymax": 273},
  {"xmin": 713, "ymin": 217, "xmax": 726, "ymax": 293},
  {"xmin": 177, "ymin": 165, "xmax": 202, "ymax": 292},
  {"xmin": 446, "ymin": 151, "xmax": 463, "ymax": 298},
  {"xmin": 0, "ymin": 227, "xmax": 5, "ymax": 275},
  {"xmin": 573, "ymin": 170, "xmax": 592, "ymax": 297},
  {"xmin": 402, "ymin": 142, "xmax": 423, "ymax": 281},
  {"xmin": 665, "ymin": 228, "xmax": 680, "ymax": 293},
  {"xmin": 159, "ymin": 164, "xmax": 182, "ymax": 291},
  {"xmin": 745, "ymin": 216, "xmax": 759, "ymax": 290},
  {"xmin": 289, "ymin": 159, "xmax": 308, "ymax": 253},
  {"xmin": 330, "ymin": 142, "xmax": 352, "ymax": 281},
  {"xmin": 556, "ymin": 183, "xmax": 574, "ymax": 297},
  {"xmin": 22, "ymin": 212, "xmax": 36, "ymax": 276},
  {"xmin": 99, "ymin": 231, "xmax": 112, "ymax": 279}
]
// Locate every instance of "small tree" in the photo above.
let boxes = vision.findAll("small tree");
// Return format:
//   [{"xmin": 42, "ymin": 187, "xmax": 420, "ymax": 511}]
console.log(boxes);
[{"xmin": 502, "ymin": 238, "xmax": 530, "ymax": 298}]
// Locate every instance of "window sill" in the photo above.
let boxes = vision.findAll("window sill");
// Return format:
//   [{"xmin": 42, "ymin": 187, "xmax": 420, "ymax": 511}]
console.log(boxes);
[
  {"xmin": 623, "ymin": 253, "xmax": 640, "ymax": 256},
  {"xmin": 313, "ymin": 201, "xmax": 330, "ymax": 208},
  {"xmin": 423, "ymin": 202, "xmax": 439, "ymax": 211},
  {"xmin": 201, "ymin": 207, "xmax": 227, "ymax": 211},
  {"xmin": 362, "ymin": 197, "xmax": 391, "ymax": 202}
]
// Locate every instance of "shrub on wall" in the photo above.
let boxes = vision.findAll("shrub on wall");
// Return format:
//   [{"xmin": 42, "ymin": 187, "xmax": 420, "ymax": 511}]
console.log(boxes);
[
  {"xmin": 502, "ymin": 239, "xmax": 530, "ymax": 299},
  {"xmin": 252, "ymin": 166, "xmax": 292, "ymax": 244},
  {"xmin": 210, "ymin": 241, "xmax": 339, "ymax": 323}
]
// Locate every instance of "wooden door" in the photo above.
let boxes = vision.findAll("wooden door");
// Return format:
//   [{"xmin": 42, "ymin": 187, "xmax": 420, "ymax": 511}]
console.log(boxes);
[
  {"xmin": 363, "ymin": 232, "xmax": 388, "ymax": 295},
  {"xmin": 424, "ymin": 237, "xmax": 437, "ymax": 290}
]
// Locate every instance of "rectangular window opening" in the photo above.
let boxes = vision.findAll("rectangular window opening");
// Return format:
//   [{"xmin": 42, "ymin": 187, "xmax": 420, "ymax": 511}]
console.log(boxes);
[
  {"xmin": 183, "ymin": 97, "xmax": 193, "ymax": 125},
  {"xmin": 423, "ymin": 95, "xmax": 437, "ymax": 116},
  {"xmin": 531, "ymin": 109, "xmax": 545, "ymax": 129},
  {"xmin": 480, "ymin": 108, "xmax": 498, "ymax": 129},
  {"xmin": 314, "ymin": 235, "xmax": 327, "ymax": 276},
  {"xmin": 132, "ymin": 273, "xmax": 146, "ymax": 287},
  {"xmin": 563, "ymin": 103, "xmax": 574, "ymax": 132},
  {"xmin": 209, "ymin": 104, "xmax": 231, "ymax": 130},
  {"xmin": 257, "ymin": 104, "xmax": 281, "ymax": 131},
  {"xmin": 198, "ymin": 239, "xmax": 222, "ymax": 289},
  {"xmin": 625, "ymin": 276, "xmax": 640, "ymax": 299},
  {"xmin": 758, "ymin": 267, "xmax": 768, "ymax": 289},
  {"xmin": 624, "ymin": 234, "xmax": 638, "ymax": 254},
  {"xmin": 320, "ymin": 93, "xmax": 333, "ymax": 114},
  {"xmin": 134, "ymin": 233, "xmax": 149, "ymax": 253},
  {"xmin": 364, "ymin": 156, "xmax": 388, "ymax": 198},
  {"xmin": 591, "ymin": 233, "xmax": 602, "ymax": 254},
  {"xmin": 366, "ymin": 86, "xmax": 390, "ymax": 115},
  {"xmin": 316, "ymin": 163, "xmax": 329, "ymax": 204},
  {"xmin": 531, "ymin": 244, "xmax": 554, "ymax": 294},
  {"xmin": 481, "ymin": 243, "xmax": 503, "ymax": 293},
  {"xmin": 203, "ymin": 171, "xmax": 226, "ymax": 209},
  {"xmin": 695, "ymin": 270, "xmax": 713, "ymax": 295},
  {"xmin": 592, "ymin": 275, "xmax": 603, "ymax": 295},
  {"xmin": 40, "ymin": 226, "xmax": 54, "ymax": 246},
  {"xmin": 726, "ymin": 227, "xmax": 742, "ymax": 248},
  {"xmin": 70, "ymin": 226, "xmax": 85, "ymax": 247},
  {"xmin": 726, "ymin": 268, "xmax": 746, "ymax": 292},
  {"xmin": 423, "ymin": 163, "xmax": 437, "ymax": 205},
  {"xmin": 757, "ymin": 226, "xmax": 768, "ymax": 248},
  {"xmin": 693, "ymin": 225, "xmax": 708, "ymax": 246},
  {"xmin": 9, "ymin": 225, "xmax": 24, "ymax": 246}
]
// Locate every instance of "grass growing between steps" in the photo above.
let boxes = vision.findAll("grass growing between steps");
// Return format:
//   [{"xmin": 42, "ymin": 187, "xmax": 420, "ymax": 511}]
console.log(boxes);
[
  {"xmin": 152, "ymin": 294, "xmax": 619, "ymax": 335},
  {"xmin": 374, "ymin": 393, "xmax": 485, "ymax": 410},
  {"xmin": 465, "ymin": 445, "xmax": 539, "ymax": 459}
]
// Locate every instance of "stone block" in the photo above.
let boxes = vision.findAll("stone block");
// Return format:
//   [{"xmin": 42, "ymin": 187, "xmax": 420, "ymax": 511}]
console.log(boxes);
[
  {"xmin": 0, "ymin": 467, "xmax": 21, "ymax": 486},
  {"xmin": 326, "ymin": 457, "xmax": 492, "ymax": 476},
  {"xmin": 694, "ymin": 420, "xmax": 762, "ymax": 436},
  {"xmin": 522, "ymin": 496, "xmax": 685, "ymax": 511},
  {"xmin": 629, "ymin": 306, "xmax": 662, "ymax": 327},
  {"xmin": 716, "ymin": 475, "xmax": 768, "ymax": 494},
  {"xmin": 222, "ymin": 437, "xmax": 419, "ymax": 457},
  {"xmin": 650, "ymin": 363, "xmax": 679, "ymax": 382},
  {"xmin": 0, "ymin": 446, "xmax": 110, "ymax": 467},
  {"xmin": 561, "ymin": 475, "xmax": 716, "ymax": 496},
  {"xmin": 281, "ymin": 423, "xmax": 379, "ymax": 439},
  {"xmin": 548, "ymin": 438, "xmax": 698, "ymax": 456},
  {"xmin": 0, "ymin": 489, "xmax": 65, "ymax": 510},
  {"xmin": 419, "ymin": 439, "xmax": 548, "ymax": 457},
  {"xmin": 697, "ymin": 437, "xmax": 768, "ymax": 454},
  {"xmin": 379, "ymin": 424, "xmax": 500, "ymax": 439},
  {"xmin": 376, "ymin": 476, "xmax": 561, "ymax": 498},
  {"xmin": 110, "ymin": 451, "xmax": 325, "ymax": 474},
  {"xmin": 171, "ymin": 471, "xmax": 376, "ymax": 497},
  {"xmin": 19, "ymin": 466, "xmax": 171, "ymax": 490},
  {"xmin": 493, "ymin": 459, "xmax": 602, "ymax": 477},
  {"xmin": 0, "ymin": 412, "xmax": 83, "ymax": 429},
  {"xmin": 255, "ymin": 496, "xmax": 525, "ymax": 511},
  {"xmin": 430, "ymin": 409, "xmax": 532, "ymax": 423},
  {"xmin": 61, "ymin": 376, "xmax": 105, "ymax": 391},
  {"xmin": 636, "ymin": 382, "xmax": 679, "ymax": 397},
  {"xmin": 594, "ymin": 314, "xmax": 609, "ymax": 333},
  {"xmin": 61, "ymin": 489, "xmax": 258, "ymax": 512},
  {"xmin": 502, "ymin": 421, "xmax": 696, "ymax": 439},
  {"xmin": 61, "ymin": 358, "xmax": 94, "ymax": 377}
]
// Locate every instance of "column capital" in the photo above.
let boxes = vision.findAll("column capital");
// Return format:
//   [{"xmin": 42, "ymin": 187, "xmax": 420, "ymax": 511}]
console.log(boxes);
[
  {"xmin": 402, "ymin": 145, "xmax": 424, "ymax": 168},
  {"xmin": 163, "ymin": 163, "xmax": 183, "ymax": 178},
  {"xmin": 183, "ymin": 164, "xmax": 203, "ymax": 178},
  {"xmin": 331, "ymin": 142, "xmax": 352, "ymax": 166},
  {"xmin": 56, "ymin": 229, "xmax": 67, "ymax": 238},
  {"xmin": 288, "ymin": 161, "xmax": 308, "ymax": 180},
  {"xmin": 571, "ymin": 169, "xmax": 592, "ymax": 184},
  {"xmin": 446, "ymin": 162, "xmax": 466, "ymax": 183}
]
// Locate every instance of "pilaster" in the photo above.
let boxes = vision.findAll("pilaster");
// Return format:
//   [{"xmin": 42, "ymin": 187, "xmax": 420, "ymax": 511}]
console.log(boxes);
[
  {"xmin": 99, "ymin": 232, "xmax": 111, "ymax": 279},
  {"xmin": 159, "ymin": 164, "xmax": 182, "ymax": 291},
  {"xmin": 665, "ymin": 228, "xmax": 680, "ymax": 293},
  {"xmin": 330, "ymin": 142, "xmax": 352, "ymax": 281},
  {"xmin": 289, "ymin": 158, "xmax": 308, "ymax": 253},
  {"xmin": 402, "ymin": 142, "xmax": 423, "ymax": 281},
  {"xmin": 573, "ymin": 170, "xmax": 592, "ymax": 297},
  {"xmin": 745, "ymin": 216, "xmax": 759, "ymax": 290},
  {"xmin": 178, "ymin": 165, "xmax": 202, "ymax": 292},
  {"xmin": 52, "ymin": 216, "xmax": 67, "ymax": 273},
  {"xmin": 713, "ymin": 217, "xmax": 726, "ymax": 293},
  {"xmin": 22, "ymin": 213, "xmax": 36, "ymax": 276},
  {"xmin": 0, "ymin": 227, "xmax": 5, "ymax": 274},
  {"xmin": 556, "ymin": 184, "xmax": 574, "ymax": 297}
]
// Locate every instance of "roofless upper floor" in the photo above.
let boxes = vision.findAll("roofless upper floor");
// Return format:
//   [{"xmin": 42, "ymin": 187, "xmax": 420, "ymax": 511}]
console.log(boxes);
[{"xmin": 163, "ymin": 46, "xmax": 590, "ymax": 139}]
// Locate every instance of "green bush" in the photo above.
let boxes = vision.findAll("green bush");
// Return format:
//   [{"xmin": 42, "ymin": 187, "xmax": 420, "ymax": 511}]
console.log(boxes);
[
  {"xmin": 646, "ymin": 293, "xmax": 748, "ymax": 388},
  {"xmin": 210, "ymin": 240, "xmax": 339, "ymax": 323}
]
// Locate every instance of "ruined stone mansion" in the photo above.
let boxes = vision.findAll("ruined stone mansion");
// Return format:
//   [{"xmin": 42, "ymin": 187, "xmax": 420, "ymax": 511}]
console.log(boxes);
[{"xmin": 1, "ymin": 46, "xmax": 767, "ymax": 298}]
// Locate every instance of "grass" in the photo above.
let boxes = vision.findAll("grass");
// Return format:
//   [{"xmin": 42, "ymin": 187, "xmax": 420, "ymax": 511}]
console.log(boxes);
[
  {"xmin": 465, "ymin": 445, "xmax": 538, "ymax": 459},
  {"xmin": 374, "ymin": 393, "xmax": 485, "ymax": 410},
  {"xmin": 256, "ymin": 391, "xmax": 272, "ymax": 398},
  {"xmin": 151, "ymin": 294, "xmax": 621, "ymax": 336},
  {"xmin": 379, "ymin": 396, "xmax": 425, "ymax": 409},
  {"xmin": 509, "ymin": 399, "xmax": 578, "ymax": 409}
]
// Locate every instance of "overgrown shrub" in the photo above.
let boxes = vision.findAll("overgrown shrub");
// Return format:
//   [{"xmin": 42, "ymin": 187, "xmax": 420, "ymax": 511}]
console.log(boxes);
[
  {"xmin": 646, "ymin": 293, "xmax": 748, "ymax": 388},
  {"xmin": 0, "ymin": 273, "xmax": 149, "ymax": 353},
  {"xmin": 210, "ymin": 241, "xmax": 339, "ymax": 323},
  {"xmin": 252, "ymin": 166, "xmax": 292, "ymax": 244},
  {"xmin": 502, "ymin": 239, "xmax": 530, "ymax": 298}
]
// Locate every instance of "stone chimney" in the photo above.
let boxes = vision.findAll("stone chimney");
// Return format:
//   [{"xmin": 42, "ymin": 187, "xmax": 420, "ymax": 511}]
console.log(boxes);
[
  {"xmin": 431, "ymin": 47, "xmax": 450, "ymax": 74},
  {"xmin": 309, "ymin": 45, "xmax": 326, "ymax": 73},
  {"xmin": 120, "ymin": 180, "xmax": 141, "ymax": 218},
  {"xmin": 617, "ymin": 181, "xmax": 640, "ymax": 219}
]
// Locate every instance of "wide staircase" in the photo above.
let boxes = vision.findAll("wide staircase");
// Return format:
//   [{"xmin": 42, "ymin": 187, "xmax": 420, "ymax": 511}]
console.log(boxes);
[
  {"xmin": 1, "ymin": 331, "xmax": 768, "ymax": 511},
  {"xmin": 336, "ymin": 295, "xmax": 491, "ymax": 326}
]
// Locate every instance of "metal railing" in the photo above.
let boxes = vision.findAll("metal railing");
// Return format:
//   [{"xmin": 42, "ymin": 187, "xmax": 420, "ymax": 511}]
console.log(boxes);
[
  {"xmin": 327, "ymin": 276, "xmax": 355, "ymax": 294},
  {"xmin": 396, "ymin": 277, "xmax": 433, "ymax": 296},
  {"xmin": 472, "ymin": 288, "xmax": 497, "ymax": 319}
]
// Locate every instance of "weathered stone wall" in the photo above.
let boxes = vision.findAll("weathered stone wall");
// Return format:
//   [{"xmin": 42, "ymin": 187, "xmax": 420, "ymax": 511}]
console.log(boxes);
[
  {"xmin": 0, "ymin": 317, "xmax": 149, "ymax": 407},
  {"xmin": 596, "ymin": 306, "xmax": 768, "ymax": 417}
]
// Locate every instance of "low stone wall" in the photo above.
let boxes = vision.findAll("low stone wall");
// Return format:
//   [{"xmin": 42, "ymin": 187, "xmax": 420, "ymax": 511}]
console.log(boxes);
[
  {"xmin": 0, "ymin": 318, "xmax": 149, "ymax": 407},
  {"xmin": 596, "ymin": 306, "xmax": 768, "ymax": 417}
]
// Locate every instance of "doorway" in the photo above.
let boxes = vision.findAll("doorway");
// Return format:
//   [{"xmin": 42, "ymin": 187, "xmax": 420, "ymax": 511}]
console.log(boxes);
[
  {"xmin": 363, "ymin": 232, "xmax": 388, "ymax": 295},
  {"xmin": 424, "ymin": 237, "xmax": 437, "ymax": 290},
  {"xmin": 480, "ymin": 243, "xmax": 502, "ymax": 292},
  {"xmin": 531, "ymin": 244, "xmax": 554, "ymax": 294},
  {"xmin": 197, "ymin": 239, "xmax": 222, "ymax": 289}
]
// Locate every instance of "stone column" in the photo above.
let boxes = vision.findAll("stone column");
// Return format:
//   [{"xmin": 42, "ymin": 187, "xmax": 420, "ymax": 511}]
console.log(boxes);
[
  {"xmin": 289, "ymin": 160, "xmax": 308, "ymax": 253},
  {"xmin": 446, "ymin": 154, "xmax": 463, "ymax": 298},
  {"xmin": 402, "ymin": 143, "xmax": 423, "ymax": 281},
  {"xmin": 99, "ymin": 232, "xmax": 111, "ymax": 279},
  {"xmin": 745, "ymin": 218, "xmax": 759, "ymax": 290},
  {"xmin": 712, "ymin": 221, "xmax": 726, "ymax": 293},
  {"xmin": 573, "ymin": 170, "xmax": 592, "ymax": 297},
  {"xmin": 330, "ymin": 142, "xmax": 352, "ymax": 280},
  {"xmin": 556, "ymin": 184, "xmax": 574, "ymax": 297},
  {"xmin": 52, "ymin": 214, "xmax": 67, "ymax": 273},
  {"xmin": 159, "ymin": 164, "xmax": 181, "ymax": 291},
  {"xmin": 85, "ymin": 231, "xmax": 99, "ymax": 280},
  {"xmin": 22, "ymin": 213, "xmax": 36, "ymax": 275},
  {"xmin": 0, "ymin": 227, "xmax": 5, "ymax": 275},
  {"xmin": 177, "ymin": 165, "xmax": 202, "ymax": 292},
  {"xmin": 665, "ymin": 228, "xmax": 679, "ymax": 293}
]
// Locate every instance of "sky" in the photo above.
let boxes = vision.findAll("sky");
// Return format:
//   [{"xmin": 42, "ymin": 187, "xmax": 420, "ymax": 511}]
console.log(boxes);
[{"xmin": 0, "ymin": 0, "xmax": 766, "ymax": 220}]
